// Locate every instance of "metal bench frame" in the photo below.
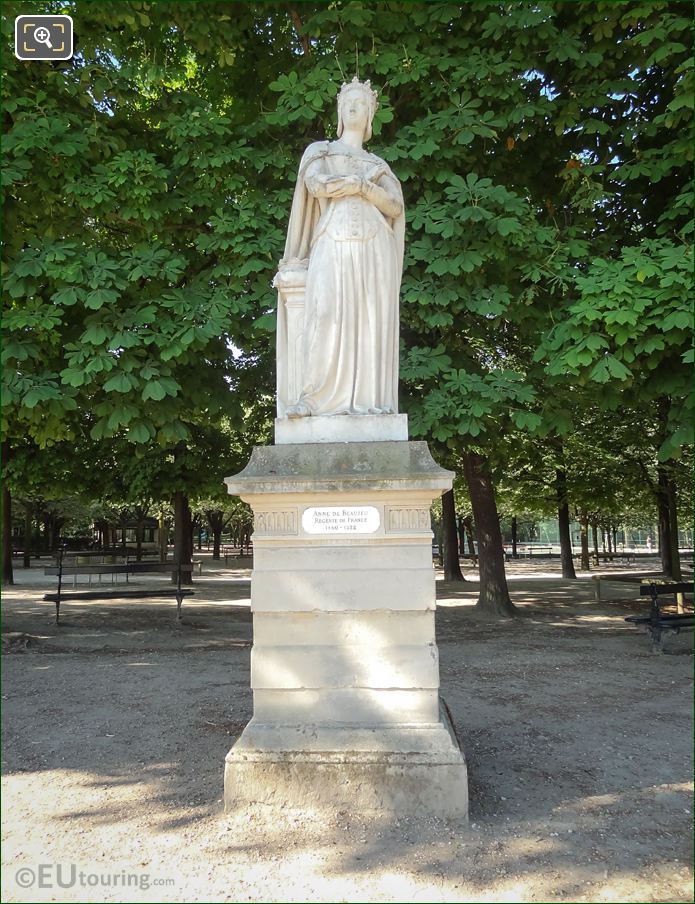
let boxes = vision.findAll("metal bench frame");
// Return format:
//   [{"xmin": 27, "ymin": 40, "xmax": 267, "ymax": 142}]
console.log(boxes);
[
  {"xmin": 625, "ymin": 581, "xmax": 694, "ymax": 653},
  {"xmin": 44, "ymin": 547, "xmax": 196, "ymax": 623}
]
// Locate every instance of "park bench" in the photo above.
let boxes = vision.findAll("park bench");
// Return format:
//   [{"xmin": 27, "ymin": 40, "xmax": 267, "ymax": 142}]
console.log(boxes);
[
  {"xmin": 591, "ymin": 571, "xmax": 664, "ymax": 602},
  {"xmin": 520, "ymin": 545, "xmax": 553, "ymax": 557},
  {"xmin": 625, "ymin": 581, "xmax": 694, "ymax": 652},
  {"xmin": 223, "ymin": 546, "xmax": 253, "ymax": 565},
  {"xmin": 43, "ymin": 549, "xmax": 196, "ymax": 623},
  {"xmin": 598, "ymin": 552, "xmax": 635, "ymax": 564},
  {"xmin": 55, "ymin": 550, "xmax": 202, "ymax": 577},
  {"xmin": 576, "ymin": 552, "xmax": 635, "ymax": 564},
  {"xmin": 54, "ymin": 547, "xmax": 160, "ymax": 562}
]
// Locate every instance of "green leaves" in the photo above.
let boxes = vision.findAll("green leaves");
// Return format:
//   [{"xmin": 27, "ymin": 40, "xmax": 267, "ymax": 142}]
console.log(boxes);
[
  {"xmin": 85, "ymin": 289, "xmax": 119, "ymax": 311},
  {"xmin": 495, "ymin": 217, "xmax": 521, "ymax": 237},
  {"xmin": 511, "ymin": 411, "xmax": 543, "ymax": 432},
  {"xmin": 2, "ymin": 0, "xmax": 691, "ymax": 493},
  {"xmin": 269, "ymin": 71, "xmax": 299, "ymax": 93},
  {"xmin": 401, "ymin": 345, "xmax": 452, "ymax": 381},
  {"xmin": 407, "ymin": 366, "xmax": 537, "ymax": 443},
  {"xmin": 103, "ymin": 373, "xmax": 138, "ymax": 394},
  {"xmin": 81, "ymin": 324, "xmax": 110, "ymax": 346},
  {"xmin": 127, "ymin": 421, "xmax": 153, "ymax": 444},
  {"xmin": 52, "ymin": 287, "xmax": 80, "ymax": 307},
  {"xmin": 60, "ymin": 367, "xmax": 88, "ymax": 388},
  {"xmin": 142, "ymin": 378, "xmax": 181, "ymax": 402},
  {"xmin": 589, "ymin": 356, "xmax": 632, "ymax": 384},
  {"xmin": 23, "ymin": 383, "xmax": 64, "ymax": 408}
]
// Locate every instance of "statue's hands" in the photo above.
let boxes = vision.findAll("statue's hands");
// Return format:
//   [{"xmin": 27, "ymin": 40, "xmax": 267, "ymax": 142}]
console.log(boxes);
[
  {"xmin": 366, "ymin": 163, "xmax": 388, "ymax": 184},
  {"xmin": 339, "ymin": 174, "xmax": 366, "ymax": 196},
  {"xmin": 320, "ymin": 174, "xmax": 365, "ymax": 197}
]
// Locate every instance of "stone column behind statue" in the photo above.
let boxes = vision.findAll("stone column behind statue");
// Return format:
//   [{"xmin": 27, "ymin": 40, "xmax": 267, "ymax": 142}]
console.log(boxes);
[{"xmin": 223, "ymin": 78, "xmax": 467, "ymax": 816}]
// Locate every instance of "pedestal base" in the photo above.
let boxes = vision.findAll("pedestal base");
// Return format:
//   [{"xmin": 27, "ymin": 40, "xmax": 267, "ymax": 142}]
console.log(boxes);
[
  {"xmin": 223, "ymin": 441, "xmax": 468, "ymax": 819},
  {"xmin": 274, "ymin": 413, "xmax": 408, "ymax": 445},
  {"xmin": 224, "ymin": 705, "xmax": 468, "ymax": 816}
]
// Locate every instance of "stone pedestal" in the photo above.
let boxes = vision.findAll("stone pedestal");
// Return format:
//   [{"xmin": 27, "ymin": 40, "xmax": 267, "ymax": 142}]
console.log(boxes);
[
  {"xmin": 274, "ymin": 413, "xmax": 408, "ymax": 445},
  {"xmin": 223, "ymin": 441, "xmax": 468, "ymax": 817}
]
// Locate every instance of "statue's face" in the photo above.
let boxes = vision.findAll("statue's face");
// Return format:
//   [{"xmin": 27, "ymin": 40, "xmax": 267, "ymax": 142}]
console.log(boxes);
[{"xmin": 340, "ymin": 90, "xmax": 371, "ymax": 135}]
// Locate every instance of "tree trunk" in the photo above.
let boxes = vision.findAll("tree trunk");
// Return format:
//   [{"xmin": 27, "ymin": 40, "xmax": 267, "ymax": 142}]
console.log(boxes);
[
  {"xmin": 23, "ymin": 502, "xmax": 32, "ymax": 568},
  {"xmin": 213, "ymin": 527, "xmax": 222, "ymax": 561},
  {"xmin": 464, "ymin": 518, "xmax": 476, "ymax": 557},
  {"xmin": 511, "ymin": 515, "xmax": 518, "ymax": 558},
  {"xmin": 456, "ymin": 516, "xmax": 466, "ymax": 556},
  {"xmin": 579, "ymin": 513, "xmax": 591, "ymax": 571},
  {"xmin": 50, "ymin": 519, "xmax": 62, "ymax": 553},
  {"xmin": 442, "ymin": 490, "xmax": 465, "ymax": 582},
  {"xmin": 205, "ymin": 511, "xmax": 225, "ymax": 562},
  {"xmin": 590, "ymin": 520, "xmax": 600, "ymax": 566},
  {"xmin": 33, "ymin": 520, "xmax": 41, "ymax": 559},
  {"xmin": 612, "ymin": 526, "xmax": 618, "ymax": 552},
  {"xmin": 431, "ymin": 511, "xmax": 443, "ymax": 566},
  {"xmin": 462, "ymin": 452, "xmax": 515, "ymax": 617},
  {"xmin": 556, "ymin": 468, "xmax": 577, "ymax": 579},
  {"xmin": 667, "ymin": 477, "xmax": 682, "ymax": 580},
  {"xmin": 657, "ymin": 467, "xmax": 674, "ymax": 577},
  {"xmin": 173, "ymin": 491, "xmax": 193, "ymax": 585},
  {"xmin": 135, "ymin": 519, "xmax": 144, "ymax": 561},
  {"xmin": 158, "ymin": 515, "xmax": 168, "ymax": 562},
  {"xmin": 606, "ymin": 525, "xmax": 612, "ymax": 553},
  {"xmin": 2, "ymin": 480, "xmax": 13, "ymax": 585}
]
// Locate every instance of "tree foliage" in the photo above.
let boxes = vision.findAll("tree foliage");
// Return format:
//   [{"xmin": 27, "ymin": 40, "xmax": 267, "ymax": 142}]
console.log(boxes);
[{"xmin": 2, "ymin": 2, "xmax": 691, "ymax": 585}]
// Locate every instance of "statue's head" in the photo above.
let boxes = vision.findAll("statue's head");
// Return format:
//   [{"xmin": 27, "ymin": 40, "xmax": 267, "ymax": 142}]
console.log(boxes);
[{"xmin": 336, "ymin": 77, "xmax": 379, "ymax": 142}]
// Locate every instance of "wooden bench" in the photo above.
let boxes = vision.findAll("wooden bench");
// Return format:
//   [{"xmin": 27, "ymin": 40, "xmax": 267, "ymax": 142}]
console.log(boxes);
[
  {"xmin": 521, "ymin": 546, "xmax": 553, "ymax": 558},
  {"xmin": 44, "ymin": 551, "xmax": 196, "ymax": 623},
  {"xmin": 55, "ymin": 553, "xmax": 202, "ymax": 577},
  {"xmin": 596, "ymin": 552, "xmax": 635, "ymax": 564},
  {"xmin": 591, "ymin": 571, "xmax": 664, "ymax": 602},
  {"xmin": 625, "ymin": 581, "xmax": 694, "ymax": 652},
  {"xmin": 55, "ymin": 548, "xmax": 161, "ymax": 563},
  {"xmin": 223, "ymin": 547, "xmax": 253, "ymax": 566}
]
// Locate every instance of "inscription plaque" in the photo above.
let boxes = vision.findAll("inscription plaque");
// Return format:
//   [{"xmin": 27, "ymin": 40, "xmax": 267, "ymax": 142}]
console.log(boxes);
[{"xmin": 302, "ymin": 506, "xmax": 380, "ymax": 535}]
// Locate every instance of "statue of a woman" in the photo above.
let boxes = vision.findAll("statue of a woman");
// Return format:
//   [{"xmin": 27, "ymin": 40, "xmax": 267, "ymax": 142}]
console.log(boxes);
[{"xmin": 275, "ymin": 78, "xmax": 405, "ymax": 419}]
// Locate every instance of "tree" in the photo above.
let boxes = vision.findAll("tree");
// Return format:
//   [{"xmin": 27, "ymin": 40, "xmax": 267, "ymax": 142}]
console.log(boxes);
[
  {"xmin": 462, "ymin": 452, "xmax": 516, "ymax": 617},
  {"xmin": 3, "ymin": 2, "xmax": 691, "ymax": 607},
  {"xmin": 2, "ymin": 1, "xmax": 279, "ymax": 526},
  {"xmin": 440, "ymin": 489, "xmax": 465, "ymax": 583}
]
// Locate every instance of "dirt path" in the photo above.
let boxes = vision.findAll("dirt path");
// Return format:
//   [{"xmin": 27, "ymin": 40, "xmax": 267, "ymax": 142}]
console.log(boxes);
[{"xmin": 1, "ymin": 558, "xmax": 692, "ymax": 902}]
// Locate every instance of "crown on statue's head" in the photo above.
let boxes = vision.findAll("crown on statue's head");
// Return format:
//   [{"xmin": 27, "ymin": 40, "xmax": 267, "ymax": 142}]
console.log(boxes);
[{"xmin": 338, "ymin": 76, "xmax": 379, "ymax": 111}]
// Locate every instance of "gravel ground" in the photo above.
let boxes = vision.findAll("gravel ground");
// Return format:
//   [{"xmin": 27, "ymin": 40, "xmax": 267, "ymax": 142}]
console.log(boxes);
[{"xmin": 1, "ymin": 555, "xmax": 693, "ymax": 903}]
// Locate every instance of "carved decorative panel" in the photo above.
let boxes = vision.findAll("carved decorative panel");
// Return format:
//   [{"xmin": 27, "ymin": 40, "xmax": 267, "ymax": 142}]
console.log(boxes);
[
  {"xmin": 255, "ymin": 510, "xmax": 298, "ymax": 535},
  {"xmin": 385, "ymin": 507, "xmax": 430, "ymax": 532}
]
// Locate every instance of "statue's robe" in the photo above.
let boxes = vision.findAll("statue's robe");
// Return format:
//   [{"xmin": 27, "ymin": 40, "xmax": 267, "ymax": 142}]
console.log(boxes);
[{"xmin": 277, "ymin": 140, "xmax": 405, "ymax": 416}]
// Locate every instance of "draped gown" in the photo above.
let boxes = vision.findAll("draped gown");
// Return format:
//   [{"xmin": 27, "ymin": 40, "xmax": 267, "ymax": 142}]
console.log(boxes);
[{"xmin": 276, "ymin": 140, "xmax": 405, "ymax": 417}]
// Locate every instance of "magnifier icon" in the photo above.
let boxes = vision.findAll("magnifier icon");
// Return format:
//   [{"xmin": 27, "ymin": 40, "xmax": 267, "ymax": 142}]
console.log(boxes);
[{"xmin": 33, "ymin": 26, "xmax": 53, "ymax": 49}]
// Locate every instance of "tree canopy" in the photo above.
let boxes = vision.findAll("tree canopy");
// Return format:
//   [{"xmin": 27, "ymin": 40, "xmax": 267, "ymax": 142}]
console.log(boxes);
[{"xmin": 2, "ymin": 1, "xmax": 692, "ymax": 594}]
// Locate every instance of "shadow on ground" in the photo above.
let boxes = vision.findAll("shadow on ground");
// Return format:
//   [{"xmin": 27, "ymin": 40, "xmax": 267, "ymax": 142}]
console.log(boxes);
[{"xmin": 1, "ymin": 561, "xmax": 692, "ymax": 902}]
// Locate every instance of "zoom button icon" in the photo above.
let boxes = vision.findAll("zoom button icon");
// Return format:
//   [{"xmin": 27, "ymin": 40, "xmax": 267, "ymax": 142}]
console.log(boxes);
[{"xmin": 15, "ymin": 15, "xmax": 73, "ymax": 61}]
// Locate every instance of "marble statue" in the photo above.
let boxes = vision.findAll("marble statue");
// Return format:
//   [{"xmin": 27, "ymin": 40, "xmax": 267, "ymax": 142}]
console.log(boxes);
[
  {"xmin": 224, "ymin": 79, "xmax": 467, "ymax": 817},
  {"xmin": 275, "ymin": 78, "xmax": 405, "ymax": 419}
]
